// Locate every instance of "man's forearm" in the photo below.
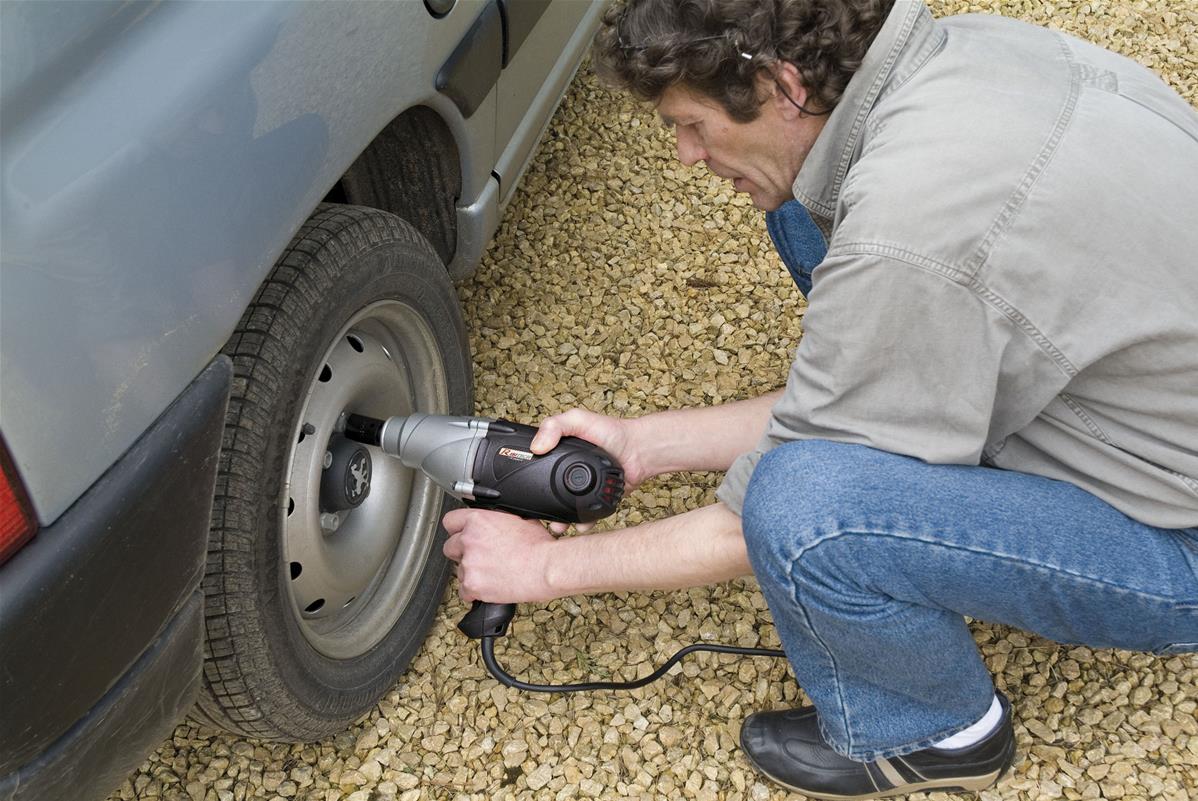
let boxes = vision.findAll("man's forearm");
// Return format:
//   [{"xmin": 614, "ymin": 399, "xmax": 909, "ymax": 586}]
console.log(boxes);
[
  {"xmin": 630, "ymin": 390, "xmax": 782, "ymax": 477},
  {"xmin": 543, "ymin": 503, "xmax": 750, "ymax": 597}
]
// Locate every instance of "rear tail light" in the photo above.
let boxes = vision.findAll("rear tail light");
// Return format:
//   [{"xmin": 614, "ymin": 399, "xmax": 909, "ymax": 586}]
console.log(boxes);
[{"xmin": 0, "ymin": 436, "xmax": 37, "ymax": 565}]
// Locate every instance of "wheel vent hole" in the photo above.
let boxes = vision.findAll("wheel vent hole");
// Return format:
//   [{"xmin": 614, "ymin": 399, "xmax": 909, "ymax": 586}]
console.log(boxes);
[
  {"xmin": 319, "ymin": 364, "xmax": 332, "ymax": 382},
  {"xmin": 304, "ymin": 598, "xmax": 325, "ymax": 614},
  {"xmin": 287, "ymin": 497, "xmax": 295, "ymax": 516},
  {"xmin": 347, "ymin": 335, "xmax": 365, "ymax": 353},
  {"xmin": 290, "ymin": 562, "xmax": 302, "ymax": 580}
]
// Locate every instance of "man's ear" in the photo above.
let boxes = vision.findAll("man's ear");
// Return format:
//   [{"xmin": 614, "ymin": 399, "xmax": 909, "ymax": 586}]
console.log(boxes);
[{"xmin": 771, "ymin": 61, "xmax": 812, "ymax": 119}]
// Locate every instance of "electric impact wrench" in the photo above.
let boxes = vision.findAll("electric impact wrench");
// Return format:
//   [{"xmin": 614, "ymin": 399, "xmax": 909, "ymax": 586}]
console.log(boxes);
[{"xmin": 340, "ymin": 412, "xmax": 785, "ymax": 693}]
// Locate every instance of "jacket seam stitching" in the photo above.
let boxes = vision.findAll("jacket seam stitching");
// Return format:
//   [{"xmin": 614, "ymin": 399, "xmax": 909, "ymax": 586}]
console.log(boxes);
[
  {"xmin": 1075, "ymin": 63, "xmax": 1119, "ymax": 92},
  {"xmin": 819, "ymin": 3, "xmax": 924, "ymax": 221},
  {"xmin": 1058, "ymin": 392, "xmax": 1115, "ymax": 444},
  {"xmin": 961, "ymin": 33, "xmax": 1082, "ymax": 279},
  {"xmin": 881, "ymin": 23, "xmax": 947, "ymax": 99},
  {"xmin": 1174, "ymin": 472, "xmax": 1198, "ymax": 494},
  {"xmin": 831, "ymin": 241, "xmax": 1078, "ymax": 378}
]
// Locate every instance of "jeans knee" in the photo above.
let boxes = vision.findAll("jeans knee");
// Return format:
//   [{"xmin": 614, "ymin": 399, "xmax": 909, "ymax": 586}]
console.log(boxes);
[
  {"xmin": 744, "ymin": 440, "xmax": 828, "ymax": 563},
  {"xmin": 742, "ymin": 439, "xmax": 891, "ymax": 567}
]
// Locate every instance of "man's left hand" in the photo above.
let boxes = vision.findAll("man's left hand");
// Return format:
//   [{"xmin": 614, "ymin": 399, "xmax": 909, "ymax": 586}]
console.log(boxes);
[{"xmin": 442, "ymin": 508, "xmax": 559, "ymax": 604}]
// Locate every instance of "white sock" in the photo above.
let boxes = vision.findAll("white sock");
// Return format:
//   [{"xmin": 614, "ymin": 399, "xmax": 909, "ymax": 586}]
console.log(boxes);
[{"xmin": 930, "ymin": 695, "xmax": 1003, "ymax": 750}]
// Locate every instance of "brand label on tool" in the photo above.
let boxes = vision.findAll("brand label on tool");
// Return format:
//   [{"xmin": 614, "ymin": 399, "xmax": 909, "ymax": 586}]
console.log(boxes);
[{"xmin": 498, "ymin": 447, "xmax": 534, "ymax": 462}]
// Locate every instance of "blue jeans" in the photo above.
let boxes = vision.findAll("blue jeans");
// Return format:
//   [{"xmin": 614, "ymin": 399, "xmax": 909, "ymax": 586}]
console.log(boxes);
[
  {"xmin": 749, "ymin": 203, "xmax": 1198, "ymax": 762},
  {"xmin": 766, "ymin": 200, "xmax": 827, "ymax": 296}
]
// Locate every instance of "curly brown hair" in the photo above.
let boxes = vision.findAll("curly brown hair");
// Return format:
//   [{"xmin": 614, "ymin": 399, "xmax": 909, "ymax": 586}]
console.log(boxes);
[{"xmin": 592, "ymin": 0, "xmax": 896, "ymax": 122}]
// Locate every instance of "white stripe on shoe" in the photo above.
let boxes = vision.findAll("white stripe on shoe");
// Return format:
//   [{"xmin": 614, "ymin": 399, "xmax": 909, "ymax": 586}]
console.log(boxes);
[{"xmin": 874, "ymin": 757, "xmax": 906, "ymax": 787}]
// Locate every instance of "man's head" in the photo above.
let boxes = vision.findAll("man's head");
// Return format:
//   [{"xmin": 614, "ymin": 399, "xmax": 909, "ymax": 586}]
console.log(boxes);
[{"xmin": 592, "ymin": 0, "xmax": 894, "ymax": 210}]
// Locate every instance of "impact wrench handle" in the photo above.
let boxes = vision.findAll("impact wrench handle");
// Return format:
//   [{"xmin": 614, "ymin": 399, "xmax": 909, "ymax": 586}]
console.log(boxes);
[
  {"xmin": 458, "ymin": 600, "xmax": 518, "ymax": 639},
  {"xmin": 438, "ymin": 419, "xmax": 622, "ymax": 642}
]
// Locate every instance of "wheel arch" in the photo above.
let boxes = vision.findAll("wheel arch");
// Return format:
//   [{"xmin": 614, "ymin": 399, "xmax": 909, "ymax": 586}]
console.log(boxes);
[{"xmin": 329, "ymin": 105, "xmax": 463, "ymax": 267}]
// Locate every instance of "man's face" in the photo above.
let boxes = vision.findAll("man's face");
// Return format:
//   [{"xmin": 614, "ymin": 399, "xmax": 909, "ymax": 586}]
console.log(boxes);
[{"xmin": 655, "ymin": 81, "xmax": 821, "ymax": 212}]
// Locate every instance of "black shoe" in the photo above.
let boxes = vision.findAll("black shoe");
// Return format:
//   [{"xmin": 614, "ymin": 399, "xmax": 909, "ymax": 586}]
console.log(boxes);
[{"xmin": 740, "ymin": 693, "xmax": 1016, "ymax": 800}]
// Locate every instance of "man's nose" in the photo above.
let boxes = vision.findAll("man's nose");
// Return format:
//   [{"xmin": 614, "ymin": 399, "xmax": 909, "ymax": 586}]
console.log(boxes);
[{"xmin": 675, "ymin": 128, "xmax": 706, "ymax": 166}]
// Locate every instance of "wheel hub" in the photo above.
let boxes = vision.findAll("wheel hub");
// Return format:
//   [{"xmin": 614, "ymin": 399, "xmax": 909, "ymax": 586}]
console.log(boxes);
[
  {"xmin": 321, "ymin": 435, "xmax": 373, "ymax": 512},
  {"xmin": 281, "ymin": 301, "xmax": 448, "ymax": 659}
]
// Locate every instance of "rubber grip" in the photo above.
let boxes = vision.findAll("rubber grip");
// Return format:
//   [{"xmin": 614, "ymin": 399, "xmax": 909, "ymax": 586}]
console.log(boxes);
[{"xmin": 457, "ymin": 600, "xmax": 517, "ymax": 639}]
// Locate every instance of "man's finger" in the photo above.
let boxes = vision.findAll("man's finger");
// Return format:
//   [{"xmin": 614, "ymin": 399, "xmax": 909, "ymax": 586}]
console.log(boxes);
[
  {"xmin": 443, "ymin": 532, "xmax": 463, "ymax": 561},
  {"xmin": 458, "ymin": 573, "xmax": 474, "ymax": 602},
  {"xmin": 531, "ymin": 418, "xmax": 562, "ymax": 454},
  {"xmin": 442, "ymin": 507, "xmax": 473, "ymax": 533}
]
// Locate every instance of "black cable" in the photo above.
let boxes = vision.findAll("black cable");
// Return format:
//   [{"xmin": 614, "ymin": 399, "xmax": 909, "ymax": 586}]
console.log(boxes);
[
  {"xmin": 774, "ymin": 80, "xmax": 832, "ymax": 117},
  {"xmin": 480, "ymin": 636, "xmax": 787, "ymax": 693}
]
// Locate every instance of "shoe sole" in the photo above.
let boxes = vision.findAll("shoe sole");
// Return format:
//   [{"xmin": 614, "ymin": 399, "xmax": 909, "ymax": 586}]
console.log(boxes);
[{"xmin": 741, "ymin": 736, "xmax": 1016, "ymax": 801}]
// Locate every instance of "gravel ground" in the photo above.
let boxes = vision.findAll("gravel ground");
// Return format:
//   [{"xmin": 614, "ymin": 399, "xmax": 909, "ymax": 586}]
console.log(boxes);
[{"xmin": 112, "ymin": 2, "xmax": 1196, "ymax": 800}]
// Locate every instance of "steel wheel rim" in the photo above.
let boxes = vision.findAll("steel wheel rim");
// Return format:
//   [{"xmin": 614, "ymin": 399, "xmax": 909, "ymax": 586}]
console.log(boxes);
[{"xmin": 281, "ymin": 299, "xmax": 447, "ymax": 659}]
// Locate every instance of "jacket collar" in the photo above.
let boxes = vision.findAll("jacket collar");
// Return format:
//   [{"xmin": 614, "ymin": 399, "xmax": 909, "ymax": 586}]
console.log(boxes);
[{"xmin": 792, "ymin": 1, "xmax": 943, "ymax": 219}]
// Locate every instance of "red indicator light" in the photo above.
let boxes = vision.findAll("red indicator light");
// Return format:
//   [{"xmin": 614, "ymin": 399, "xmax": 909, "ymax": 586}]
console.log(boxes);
[{"xmin": 0, "ymin": 437, "xmax": 37, "ymax": 565}]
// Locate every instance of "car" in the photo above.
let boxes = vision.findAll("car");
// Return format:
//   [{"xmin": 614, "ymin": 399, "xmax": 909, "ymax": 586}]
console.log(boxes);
[{"xmin": 0, "ymin": 2, "xmax": 604, "ymax": 799}]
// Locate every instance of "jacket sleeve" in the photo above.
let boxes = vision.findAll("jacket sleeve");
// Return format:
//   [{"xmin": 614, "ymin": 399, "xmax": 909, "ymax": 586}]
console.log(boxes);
[{"xmin": 716, "ymin": 250, "xmax": 1070, "ymax": 516}]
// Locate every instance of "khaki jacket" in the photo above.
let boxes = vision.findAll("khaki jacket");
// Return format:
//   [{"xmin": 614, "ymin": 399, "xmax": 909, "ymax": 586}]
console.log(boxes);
[{"xmin": 717, "ymin": 0, "xmax": 1198, "ymax": 528}]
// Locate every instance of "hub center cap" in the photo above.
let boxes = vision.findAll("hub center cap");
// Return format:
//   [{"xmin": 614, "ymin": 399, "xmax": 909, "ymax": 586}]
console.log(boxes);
[
  {"xmin": 346, "ymin": 450, "xmax": 371, "ymax": 504},
  {"xmin": 321, "ymin": 435, "xmax": 372, "ymax": 511}
]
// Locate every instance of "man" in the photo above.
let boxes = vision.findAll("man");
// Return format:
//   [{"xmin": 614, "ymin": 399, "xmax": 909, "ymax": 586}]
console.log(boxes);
[{"xmin": 442, "ymin": 0, "xmax": 1198, "ymax": 798}]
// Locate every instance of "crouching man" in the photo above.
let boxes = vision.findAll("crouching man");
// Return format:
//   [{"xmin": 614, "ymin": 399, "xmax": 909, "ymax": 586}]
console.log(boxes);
[{"xmin": 443, "ymin": 1, "xmax": 1198, "ymax": 797}]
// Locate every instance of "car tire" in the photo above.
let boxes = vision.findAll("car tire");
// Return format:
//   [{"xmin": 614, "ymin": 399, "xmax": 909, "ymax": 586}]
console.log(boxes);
[{"xmin": 193, "ymin": 203, "xmax": 471, "ymax": 740}]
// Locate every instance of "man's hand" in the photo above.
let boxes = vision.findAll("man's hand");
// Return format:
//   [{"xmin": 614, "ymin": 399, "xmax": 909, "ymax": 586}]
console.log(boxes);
[
  {"xmin": 442, "ymin": 508, "xmax": 559, "ymax": 604},
  {"xmin": 531, "ymin": 408, "xmax": 650, "ymax": 487},
  {"xmin": 530, "ymin": 408, "xmax": 649, "ymax": 534}
]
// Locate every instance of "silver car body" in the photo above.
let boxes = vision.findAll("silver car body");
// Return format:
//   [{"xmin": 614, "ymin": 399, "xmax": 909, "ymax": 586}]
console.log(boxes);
[{"xmin": 0, "ymin": 0, "xmax": 603, "ymax": 523}]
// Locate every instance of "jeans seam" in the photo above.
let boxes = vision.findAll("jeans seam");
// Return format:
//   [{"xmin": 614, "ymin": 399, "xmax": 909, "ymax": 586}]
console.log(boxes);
[
  {"xmin": 810, "ymin": 697, "xmax": 996, "ymax": 761},
  {"xmin": 785, "ymin": 557, "xmax": 857, "ymax": 756},
  {"xmin": 795, "ymin": 528, "xmax": 1189, "ymax": 605}
]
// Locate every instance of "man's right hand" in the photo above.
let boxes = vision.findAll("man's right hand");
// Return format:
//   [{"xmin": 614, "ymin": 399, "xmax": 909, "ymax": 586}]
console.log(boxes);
[
  {"xmin": 531, "ymin": 408, "xmax": 650, "ymax": 534},
  {"xmin": 531, "ymin": 407, "xmax": 650, "ymax": 488}
]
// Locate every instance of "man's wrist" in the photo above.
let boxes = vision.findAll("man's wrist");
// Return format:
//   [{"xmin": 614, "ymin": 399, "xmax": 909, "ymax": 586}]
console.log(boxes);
[
  {"xmin": 625, "ymin": 412, "xmax": 681, "ymax": 479},
  {"xmin": 539, "ymin": 536, "xmax": 577, "ymax": 599}
]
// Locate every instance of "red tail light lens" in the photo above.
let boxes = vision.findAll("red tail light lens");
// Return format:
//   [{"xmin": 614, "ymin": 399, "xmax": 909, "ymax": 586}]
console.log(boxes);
[{"xmin": 0, "ymin": 437, "xmax": 37, "ymax": 564}]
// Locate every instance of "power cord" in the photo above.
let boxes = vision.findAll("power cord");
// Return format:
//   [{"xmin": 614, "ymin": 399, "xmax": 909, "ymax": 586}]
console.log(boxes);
[{"xmin": 480, "ymin": 636, "xmax": 787, "ymax": 693}]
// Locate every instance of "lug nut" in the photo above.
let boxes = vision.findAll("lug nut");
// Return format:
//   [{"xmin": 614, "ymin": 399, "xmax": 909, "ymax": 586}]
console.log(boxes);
[
  {"xmin": 320, "ymin": 512, "xmax": 341, "ymax": 532},
  {"xmin": 323, "ymin": 451, "xmax": 333, "ymax": 469}
]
